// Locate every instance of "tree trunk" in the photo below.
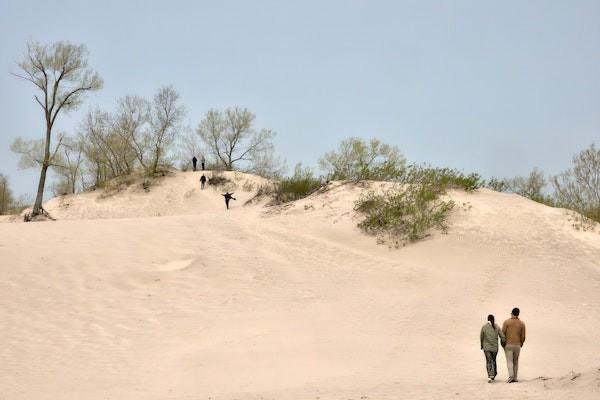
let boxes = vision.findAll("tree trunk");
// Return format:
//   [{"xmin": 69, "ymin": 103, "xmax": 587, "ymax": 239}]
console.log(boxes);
[
  {"xmin": 32, "ymin": 163, "xmax": 49, "ymax": 215},
  {"xmin": 32, "ymin": 125, "xmax": 52, "ymax": 216}
]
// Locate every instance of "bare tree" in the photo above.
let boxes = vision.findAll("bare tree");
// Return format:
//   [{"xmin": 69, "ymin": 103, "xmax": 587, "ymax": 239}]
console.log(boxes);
[
  {"xmin": 0, "ymin": 174, "xmax": 15, "ymax": 214},
  {"xmin": 147, "ymin": 86, "xmax": 185, "ymax": 174},
  {"xmin": 197, "ymin": 107, "xmax": 276, "ymax": 171},
  {"xmin": 80, "ymin": 109, "xmax": 117, "ymax": 185},
  {"xmin": 55, "ymin": 136, "xmax": 85, "ymax": 194},
  {"xmin": 552, "ymin": 143, "xmax": 600, "ymax": 222},
  {"xmin": 176, "ymin": 125, "xmax": 204, "ymax": 171},
  {"xmin": 113, "ymin": 95, "xmax": 150, "ymax": 171},
  {"xmin": 12, "ymin": 41, "xmax": 102, "ymax": 215}
]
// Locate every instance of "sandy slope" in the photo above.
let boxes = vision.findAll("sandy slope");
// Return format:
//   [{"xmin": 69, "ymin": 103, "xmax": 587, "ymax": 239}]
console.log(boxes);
[{"xmin": 1, "ymin": 171, "xmax": 599, "ymax": 399}]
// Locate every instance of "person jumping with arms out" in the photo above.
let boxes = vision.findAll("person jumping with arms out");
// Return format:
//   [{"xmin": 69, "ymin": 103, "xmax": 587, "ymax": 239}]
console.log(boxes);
[
  {"xmin": 222, "ymin": 192, "xmax": 236, "ymax": 209},
  {"xmin": 480, "ymin": 314, "xmax": 506, "ymax": 383},
  {"xmin": 502, "ymin": 307, "xmax": 526, "ymax": 383},
  {"xmin": 200, "ymin": 174, "xmax": 207, "ymax": 190}
]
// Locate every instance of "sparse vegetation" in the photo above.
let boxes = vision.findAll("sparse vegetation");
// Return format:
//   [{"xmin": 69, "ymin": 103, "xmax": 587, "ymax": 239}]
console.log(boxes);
[
  {"xmin": 399, "ymin": 165, "xmax": 483, "ymax": 192},
  {"xmin": 207, "ymin": 171, "xmax": 233, "ymax": 188},
  {"xmin": 552, "ymin": 144, "xmax": 600, "ymax": 225},
  {"xmin": 319, "ymin": 137, "xmax": 405, "ymax": 182},
  {"xmin": 355, "ymin": 181, "xmax": 455, "ymax": 247},
  {"xmin": 0, "ymin": 174, "xmax": 15, "ymax": 215},
  {"xmin": 491, "ymin": 168, "xmax": 555, "ymax": 206},
  {"xmin": 272, "ymin": 163, "xmax": 322, "ymax": 204},
  {"xmin": 486, "ymin": 177, "xmax": 510, "ymax": 193},
  {"xmin": 353, "ymin": 164, "xmax": 485, "ymax": 246}
]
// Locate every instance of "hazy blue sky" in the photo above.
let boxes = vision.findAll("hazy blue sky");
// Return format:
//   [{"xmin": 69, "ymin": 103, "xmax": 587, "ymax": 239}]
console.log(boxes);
[{"xmin": 1, "ymin": 0, "xmax": 599, "ymax": 199}]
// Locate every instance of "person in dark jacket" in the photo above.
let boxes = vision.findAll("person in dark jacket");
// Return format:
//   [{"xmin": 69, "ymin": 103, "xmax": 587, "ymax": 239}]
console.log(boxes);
[
  {"xmin": 222, "ymin": 192, "xmax": 236, "ymax": 209},
  {"xmin": 192, "ymin": 156, "xmax": 198, "ymax": 171},
  {"xmin": 480, "ymin": 314, "xmax": 506, "ymax": 382},
  {"xmin": 200, "ymin": 174, "xmax": 207, "ymax": 189}
]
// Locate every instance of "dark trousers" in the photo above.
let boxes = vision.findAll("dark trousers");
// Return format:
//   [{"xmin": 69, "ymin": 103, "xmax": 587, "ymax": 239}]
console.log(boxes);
[
  {"xmin": 201, "ymin": 162, "xmax": 205, "ymax": 170},
  {"xmin": 484, "ymin": 350, "xmax": 497, "ymax": 378},
  {"xmin": 192, "ymin": 161, "xmax": 197, "ymax": 171}
]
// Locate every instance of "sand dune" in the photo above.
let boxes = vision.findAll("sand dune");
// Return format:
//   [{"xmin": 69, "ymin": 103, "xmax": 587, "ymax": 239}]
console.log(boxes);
[{"xmin": 1, "ymin": 171, "xmax": 599, "ymax": 399}]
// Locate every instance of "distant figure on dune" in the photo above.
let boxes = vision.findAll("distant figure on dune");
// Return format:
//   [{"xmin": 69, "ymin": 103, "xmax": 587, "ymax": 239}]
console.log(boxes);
[
  {"xmin": 222, "ymin": 192, "xmax": 236, "ymax": 209},
  {"xmin": 502, "ymin": 308, "xmax": 526, "ymax": 383},
  {"xmin": 480, "ymin": 314, "xmax": 505, "ymax": 383},
  {"xmin": 200, "ymin": 174, "xmax": 207, "ymax": 190},
  {"xmin": 192, "ymin": 156, "xmax": 198, "ymax": 171},
  {"xmin": 201, "ymin": 155, "xmax": 206, "ymax": 171}
]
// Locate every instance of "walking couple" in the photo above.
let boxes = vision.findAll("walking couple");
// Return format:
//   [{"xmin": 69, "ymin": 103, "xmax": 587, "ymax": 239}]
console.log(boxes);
[{"xmin": 480, "ymin": 307, "xmax": 526, "ymax": 383}]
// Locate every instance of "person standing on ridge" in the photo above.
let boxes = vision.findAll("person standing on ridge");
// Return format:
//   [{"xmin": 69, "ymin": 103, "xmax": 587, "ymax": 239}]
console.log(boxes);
[
  {"xmin": 201, "ymin": 155, "xmax": 206, "ymax": 171},
  {"xmin": 480, "ymin": 314, "xmax": 505, "ymax": 383},
  {"xmin": 222, "ymin": 192, "xmax": 236, "ymax": 209},
  {"xmin": 200, "ymin": 174, "xmax": 207, "ymax": 190},
  {"xmin": 192, "ymin": 156, "xmax": 198, "ymax": 171},
  {"xmin": 502, "ymin": 308, "xmax": 526, "ymax": 383}
]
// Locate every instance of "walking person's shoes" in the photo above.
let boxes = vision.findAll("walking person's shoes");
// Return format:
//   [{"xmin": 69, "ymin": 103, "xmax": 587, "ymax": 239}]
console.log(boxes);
[{"xmin": 506, "ymin": 378, "xmax": 514, "ymax": 383}]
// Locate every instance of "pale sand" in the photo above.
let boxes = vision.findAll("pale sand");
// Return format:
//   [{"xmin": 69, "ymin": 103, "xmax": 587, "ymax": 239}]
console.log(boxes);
[{"xmin": 1, "ymin": 171, "xmax": 599, "ymax": 399}]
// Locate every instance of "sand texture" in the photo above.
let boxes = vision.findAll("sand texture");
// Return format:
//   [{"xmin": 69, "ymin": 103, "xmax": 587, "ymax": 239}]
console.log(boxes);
[{"xmin": 1, "ymin": 171, "xmax": 599, "ymax": 399}]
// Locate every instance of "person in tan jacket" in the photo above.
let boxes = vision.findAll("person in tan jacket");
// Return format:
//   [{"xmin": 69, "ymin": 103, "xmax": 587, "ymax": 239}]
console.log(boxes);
[{"xmin": 502, "ymin": 307, "xmax": 526, "ymax": 383}]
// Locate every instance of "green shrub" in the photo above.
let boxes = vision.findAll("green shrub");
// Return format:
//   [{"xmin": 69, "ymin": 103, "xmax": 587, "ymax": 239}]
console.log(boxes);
[
  {"xmin": 273, "ymin": 163, "xmax": 322, "ymax": 203},
  {"xmin": 355, "ymin": 183, "xmax": 455, "ymax": 247},
  {"xmin": 486, "ymin": 177, "xmax": 510, "ymax": 192},
  {"xmin": 319, "ymin": 137, "xmax": 405, "ymax": 182},
  {"xmin": 353, "ymin": 164, "xmax": 482, "ymax": 247},
  {"xmin": 398, "ymin": 165, "xmax": 483, "ymax": 192}
]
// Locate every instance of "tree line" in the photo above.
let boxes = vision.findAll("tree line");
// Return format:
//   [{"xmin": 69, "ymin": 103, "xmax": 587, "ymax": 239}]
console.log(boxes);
[
  {"xmin": 7, "ymin": 41, "xmax": 280, "ymax": 216},
  {"xmin": 2, "ymin": 40, "xmax": 599, "ymax": 226}
]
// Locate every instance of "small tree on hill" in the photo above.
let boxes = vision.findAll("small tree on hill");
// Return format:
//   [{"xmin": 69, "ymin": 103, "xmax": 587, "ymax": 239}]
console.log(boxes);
[
  {"xmin": 196, "ymin": 107, "xmax": 276, "ymax": 171},
  {"xmin": 319, "ymin": 137, "xmax": 405, "ymax": 181},
  {"xmin": 147, "ymin": 86, "xmax": 185, "ymax": 174},
  {"xmin": 552, "ymin": 143, "xmax": 600, "ymax": 222},
  {"xmin": 54, "ymin": 136, "xmax": 85, "ymax": 194},
  {"xmin": 12, "ymin": 41, "xmax": 102, "ymax": 216},
  {"xmin": 0, "ymin": 174, "xmax": 15, "ymax": 214},
  {"xmin": 112, "ymin": 95, "xmax": 150, "ymax": 172}
]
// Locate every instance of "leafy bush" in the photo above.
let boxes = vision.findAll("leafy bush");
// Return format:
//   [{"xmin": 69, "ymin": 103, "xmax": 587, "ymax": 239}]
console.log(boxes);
[
  {"xmin": 353, "ymin": 164, "xmax": 483, "ymax": 246},
  {"xmin": 399, "ymin": 165, "xmax": 483, "ymax": 192},
  {"xmin": 273, "ymin": 163, "xmax": 322, "ymax": 203},
  {"xmin": 319, "ymin": 137, "xmax": 405, "ymax": 182},
  {"xmin": 486, "ymin": 177, "xmax": 510, "ymax": 192},
  {"xmin": 355, "ymin": 184, "xmax": 455, "ymax": 247}
]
